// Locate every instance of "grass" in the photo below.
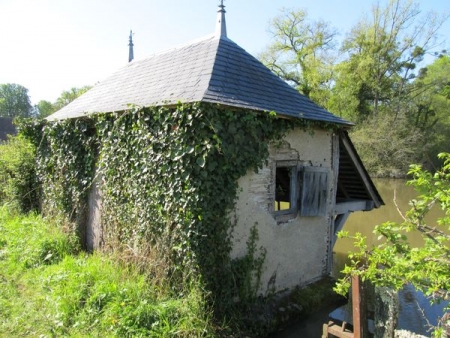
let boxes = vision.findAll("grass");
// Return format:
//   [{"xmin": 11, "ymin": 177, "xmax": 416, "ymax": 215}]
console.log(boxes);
[{"xmin": 0, "ymin": 205, "xmax": 214, "ymax": 337}]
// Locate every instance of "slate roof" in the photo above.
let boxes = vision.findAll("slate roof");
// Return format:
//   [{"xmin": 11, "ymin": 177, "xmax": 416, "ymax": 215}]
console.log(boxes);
[
  {"xmin": 0, "ymin": 117, "xmax": 16, "ymax": 141},
  {"xmin": 48, "ymin": 35, "xmax": 352, "ymax": 126}
]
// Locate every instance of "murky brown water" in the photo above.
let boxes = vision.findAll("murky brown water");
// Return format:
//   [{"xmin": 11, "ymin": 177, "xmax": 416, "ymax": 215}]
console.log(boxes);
[{"xmin": 334, "ymin": 178, "xmax": 445, "ymax": 273}]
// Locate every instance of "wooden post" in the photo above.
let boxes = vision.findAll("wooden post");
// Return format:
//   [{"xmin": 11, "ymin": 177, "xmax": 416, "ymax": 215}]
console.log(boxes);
[
  {"xmin": 322, "ymin": 275, "xmax": 368, "ymax": 338},
  {"xmin": 352, "ymin": 275, "xmax": 368, "ymax": 338}
]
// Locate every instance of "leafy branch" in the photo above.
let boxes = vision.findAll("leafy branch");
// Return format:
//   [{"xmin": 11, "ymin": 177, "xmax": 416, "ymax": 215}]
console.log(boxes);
[{"xmin": 336, "ymin": 153, "xmax": 450, "ymax": 334}]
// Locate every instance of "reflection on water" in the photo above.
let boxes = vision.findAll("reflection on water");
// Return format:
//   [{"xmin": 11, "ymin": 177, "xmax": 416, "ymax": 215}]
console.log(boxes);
[
  {"xmin": 397, "ymin": 284, "xmax": 448, "ymax": 335},
  {"xmin": 333, "ymin": 178, "xmax": 448, "ymax": 336},
  {"xmin": 326, "ymin": 278, "xmax": 448, "ymax": 337}
]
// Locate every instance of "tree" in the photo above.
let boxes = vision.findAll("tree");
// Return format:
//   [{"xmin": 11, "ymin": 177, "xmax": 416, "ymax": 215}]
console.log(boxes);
[
  {"xmin": 34, "ymin": 100, "xmax": 56, "ymax": 119},
  {"xmin": 336, "ymin": 153, "xmax": 450, "ymax": 335},
  {"xmin": 259, "ymin": 8, "xmax": 338, "ymax": 107},
  {"xmin": 326, "ymin": 0, "xmax": 449, "ymax": 176},
  {"xmin": 54, "ymin": 86, "xmax": 92, "ymax": 110},
  {"xmin": 350, "ymin": 114, "xmax": 424, "ymax": 176},
  {"xmin": 329, "ymin": 0, "xmax": 449, "ymax": 122},
  {"xmin": 408, "ymin": 55, "xmax": 450, "ymax": 168},
  {"xmin": 0, "ymin": 83, "xmax": 33, "ymax": 118}
]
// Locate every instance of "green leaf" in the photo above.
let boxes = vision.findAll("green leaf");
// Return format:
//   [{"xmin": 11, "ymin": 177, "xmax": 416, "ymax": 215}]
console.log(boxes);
[{"xmin": 196, "ymin": 157, "xmax": 205, "ymax": 168}]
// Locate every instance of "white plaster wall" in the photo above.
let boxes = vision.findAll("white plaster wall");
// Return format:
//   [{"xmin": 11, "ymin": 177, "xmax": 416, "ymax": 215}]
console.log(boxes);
[{"xmin": 231, "ymin": 128, "xmax": 336, "ymax": 294}]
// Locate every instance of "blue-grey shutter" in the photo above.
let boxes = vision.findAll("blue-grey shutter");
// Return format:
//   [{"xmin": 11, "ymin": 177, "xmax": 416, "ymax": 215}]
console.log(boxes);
[{"xmin": 299, "ymin": 167, "xmax": 328, "ymax": 216}]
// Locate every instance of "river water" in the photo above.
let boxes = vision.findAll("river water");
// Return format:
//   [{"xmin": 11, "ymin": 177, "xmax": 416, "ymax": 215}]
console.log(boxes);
[
  {"xmin": 333, "ymin": 178, "xmax": 444, "ymax": 259},
  {"xmin": 277, "ymin": 179, "xmax": 448, "ymax": 337}
]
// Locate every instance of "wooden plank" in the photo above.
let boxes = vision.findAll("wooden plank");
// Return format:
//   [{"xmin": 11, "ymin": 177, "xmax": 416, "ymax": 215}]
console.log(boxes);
[
  {"xmin": 300, "ymin": 168, "xmax": 328, "ymax": 216},
  {"xmin": 352, "ymin": 275, "xmax": 369, "ymax": 338},
  {"xmin": 325, "ymin": 321, "xmax": 354, "ymax": 338},
  {"xmin": 322, "ymin": 323, "xmax": 328, "ymax": 338}
]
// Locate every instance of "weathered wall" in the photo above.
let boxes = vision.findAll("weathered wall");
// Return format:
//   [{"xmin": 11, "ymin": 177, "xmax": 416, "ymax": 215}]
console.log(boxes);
[
  {"xmin": 86, "ymin": 171, "xmax": 103, "ymax": 251},
  {"xmin": 231, "ymin": 128, "xmax": 338, "ymax": 294}
]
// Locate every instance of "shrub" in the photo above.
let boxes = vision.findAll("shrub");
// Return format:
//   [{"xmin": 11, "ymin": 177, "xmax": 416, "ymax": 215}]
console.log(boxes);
[{"xmin": 0, "ymin": 136, "xmax": 39, "ymax": 212}]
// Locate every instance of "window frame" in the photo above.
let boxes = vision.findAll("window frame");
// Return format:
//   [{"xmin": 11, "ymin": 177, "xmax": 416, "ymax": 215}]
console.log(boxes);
[
  {"xmin": 272, "ymin": 161, "xmax": 329, "ymax": 222},
  {"xmin": 272, "ymin": 160, "xmax": 300, "ymax": 222}
]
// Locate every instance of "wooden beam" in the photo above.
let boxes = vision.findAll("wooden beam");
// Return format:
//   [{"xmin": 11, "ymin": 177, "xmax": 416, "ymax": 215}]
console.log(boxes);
[
  {"xmin": 329, "ymin": 133, "xmax": 340, "ymax": 274},
  {"xmin": 333, "ymin": 213, "xmax": 350, "ymax": 248},
  {"xmin": 352, "ymin": 275, "xmax": 369, "ymax": 338},
  {"xmin": 335, "ymin": 200, "xmax": 372, "ymax": 215}
]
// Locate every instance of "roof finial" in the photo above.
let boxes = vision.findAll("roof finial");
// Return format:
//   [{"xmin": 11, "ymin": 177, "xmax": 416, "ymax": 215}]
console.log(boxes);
[
  {"xmin": 128, "ymin": 30, "xmax": 134, "ymax": 63},
  {"xmin": 215, "ymin": 0, "xmax": 227, "ymax": 37}
]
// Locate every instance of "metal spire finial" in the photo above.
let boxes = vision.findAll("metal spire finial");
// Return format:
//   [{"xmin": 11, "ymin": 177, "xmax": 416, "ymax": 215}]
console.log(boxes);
[
  {"xmin": 128, "ymin": 30, "xmax": 134, "ymax": 63},
  {"xmin": 215, "ymin": 0, "xmax": 227, "ymax": 37}
]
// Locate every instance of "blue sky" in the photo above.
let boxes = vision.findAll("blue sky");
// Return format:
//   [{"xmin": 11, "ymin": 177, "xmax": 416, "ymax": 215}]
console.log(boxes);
[{"xmin": 1, "ymin": 0, "xmax": 449, "ymax": 105}]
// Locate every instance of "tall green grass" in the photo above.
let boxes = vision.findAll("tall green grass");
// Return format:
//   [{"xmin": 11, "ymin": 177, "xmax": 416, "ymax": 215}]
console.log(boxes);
[{"xmin": 0, "ymin": 206, "xmax": 214, "ymax": 337}]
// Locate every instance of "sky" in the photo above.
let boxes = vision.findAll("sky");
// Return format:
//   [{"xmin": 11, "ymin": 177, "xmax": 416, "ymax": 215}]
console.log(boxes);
[{"xmin": 1, "ymin": 0, "xmax": 449, "ymax": 106}]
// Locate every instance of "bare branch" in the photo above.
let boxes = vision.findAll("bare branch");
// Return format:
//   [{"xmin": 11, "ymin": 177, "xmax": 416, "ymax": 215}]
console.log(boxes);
[{"xmin": 393, "ymin": 189, "xmax": 407, "ymax": 221}]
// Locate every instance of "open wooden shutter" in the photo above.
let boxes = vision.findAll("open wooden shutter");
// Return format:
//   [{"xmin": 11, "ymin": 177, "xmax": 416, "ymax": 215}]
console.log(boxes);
[{"xmin": 299, "ymin": 167, "xmax": 328, "ymax": 216}]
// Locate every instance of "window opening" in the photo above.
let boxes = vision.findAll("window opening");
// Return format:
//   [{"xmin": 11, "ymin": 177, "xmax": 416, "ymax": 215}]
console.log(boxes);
[
  {"xmin": 275, "ymin": 167, "xmax": 292, "ymax": 211},
  {"xmin": 273, "ymin": 165, "xmax": 297, "ymax": 220}
]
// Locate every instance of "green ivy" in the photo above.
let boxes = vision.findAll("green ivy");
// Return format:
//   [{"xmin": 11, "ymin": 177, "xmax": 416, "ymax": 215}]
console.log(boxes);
[
  {"xmin": 231, "ymin": 223, "xmax": 266, "ymax": 305},
  {"xmin": 20, "ymin": 102, "xmax": 340, "ymax": 313},
  {"xmin": 20, "ymin": 118, "xmax": 97, "ymax": 247},
  {"xmin": 94, "ymin": 103, "xmax": 294, "ymax": 309}
]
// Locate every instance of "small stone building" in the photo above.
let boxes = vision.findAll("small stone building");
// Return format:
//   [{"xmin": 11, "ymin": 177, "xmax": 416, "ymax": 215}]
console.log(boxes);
[{"xmin": 48, "ymin": 4, "xmax": 383, "ymax": 293}]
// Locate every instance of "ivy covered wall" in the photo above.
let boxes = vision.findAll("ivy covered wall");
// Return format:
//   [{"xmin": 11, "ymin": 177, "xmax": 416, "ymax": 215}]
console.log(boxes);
[{"xmin": 21, "ymin": 102, "xmax": 339, "ymax": 310}]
